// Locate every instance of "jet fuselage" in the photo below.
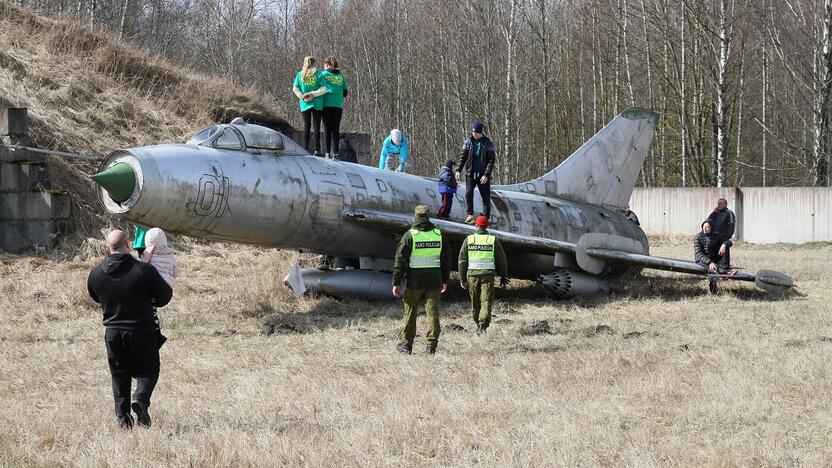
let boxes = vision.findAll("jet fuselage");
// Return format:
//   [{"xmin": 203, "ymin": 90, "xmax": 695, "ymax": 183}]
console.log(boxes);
[{"xmin": 100, "ymin": 144, "xmax": 647, "ymax": 279}]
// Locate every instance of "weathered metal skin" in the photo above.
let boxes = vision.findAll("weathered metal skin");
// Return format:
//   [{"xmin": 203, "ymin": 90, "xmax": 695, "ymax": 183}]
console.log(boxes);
[
  {"xmin": 94, "ymin": 110, "xmax": 795, "ymax": 297},
  {"xmin": 97, "ymin": 146, "xmax": 648, "ymax": 280}
]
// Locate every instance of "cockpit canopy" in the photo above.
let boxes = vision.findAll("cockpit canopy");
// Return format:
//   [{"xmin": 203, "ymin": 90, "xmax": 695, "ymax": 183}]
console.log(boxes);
[{"xmin": 186, "ymin": 118, "xmax": 295, "ymax": 153}]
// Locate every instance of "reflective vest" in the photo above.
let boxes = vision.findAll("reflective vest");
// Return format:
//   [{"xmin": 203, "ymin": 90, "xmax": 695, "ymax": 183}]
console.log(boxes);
[
  {"xmin": 467, "ymin": 233, "xmax": 496, "ymax": 270},
  {"xmin": 409, "ymin": 228, "xmax": 442, "ymax": 268}
]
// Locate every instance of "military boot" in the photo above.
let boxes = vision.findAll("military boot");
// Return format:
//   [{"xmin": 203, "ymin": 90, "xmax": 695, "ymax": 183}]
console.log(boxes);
[
  {"xmin": 426, "ymin": 345, "xmax": 436, "ymax": 355},
  {"xmin": 396, "ymin": 343, "xmax": 412, "ymax": 354},
  {"xmin": 476, "ymin": 323, "xmax": 487, "ymax": 336}
]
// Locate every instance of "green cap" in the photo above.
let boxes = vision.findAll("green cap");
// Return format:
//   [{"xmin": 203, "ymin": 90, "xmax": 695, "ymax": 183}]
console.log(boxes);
[{"xmin": 91, "ymin": 163, "xmax": 136, "ymax": 203}]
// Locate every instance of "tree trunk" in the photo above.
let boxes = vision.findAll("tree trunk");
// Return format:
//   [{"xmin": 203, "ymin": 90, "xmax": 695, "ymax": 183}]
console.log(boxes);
[
  {"xmin": 811, "ymin": 0, "xmax": 832, "ymax": 186},
  {"xmin": 640, "ymin": 0, "xmax": 655, "ymax": 185},
  {"xmin": 502, "ymin": 0, "xmax": 517, "ymax": 184},
  {"xmin": 622, "ymin": 0, "xmax": 635, "ymax": 107},
  {"xmin": 762, "ymin": 45, "xmax": 768, "ymax": 187},
  {"xmin": 715, "ymin": 0, "xmax": 730, "ymax": 187},
  {"xmin": 118, "ymin": 0, "xmax": 130, "ymax": 40}
]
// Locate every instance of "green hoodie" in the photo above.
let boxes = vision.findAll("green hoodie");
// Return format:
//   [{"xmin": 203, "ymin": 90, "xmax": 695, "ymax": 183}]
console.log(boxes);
[
  {"xmin": 392, "ymin": 220, "xmax": 452, "ymax": 289},
  {"xmin": 320, "ymin": 69, "xmax": 348, "ymax": 108},
  {"xmin": 293, "ymin": 69, "xmax": 325, "ymax": 112}
]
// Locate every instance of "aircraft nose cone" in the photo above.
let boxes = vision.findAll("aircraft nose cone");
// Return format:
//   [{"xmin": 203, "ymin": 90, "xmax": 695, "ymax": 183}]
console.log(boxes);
[{"xmin": 91, "ymin": 163, "xmax": 136, "ymax": 203}]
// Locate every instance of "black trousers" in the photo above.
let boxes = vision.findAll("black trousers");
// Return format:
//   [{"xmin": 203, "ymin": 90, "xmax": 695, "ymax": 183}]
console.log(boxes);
[
  {"xmin": 438, "ymin": 192, "xmax": 454, "ymax": 218},
  {"xmin": 105, "ymin": 328, "xmax": 161, "ymax": 420},
  {"xmin": 465, "ymin": 175, "xmax": 491, "ymax": 218},
  {"xmin": 302, "ymin": 108, "xmax": 323, "ymax": 154},
  {"xmin": 699, "ymin": 252, "xmax": 730, "ymax": 272},
  {"xmin": 322, "ymin": 107, "xmax": 343, "ymax": 155}
]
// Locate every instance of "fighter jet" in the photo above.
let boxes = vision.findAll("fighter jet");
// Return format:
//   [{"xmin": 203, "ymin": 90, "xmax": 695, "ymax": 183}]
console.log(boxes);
[{"xmin": 90, "ymin": 108, "xmax": 793, "ymax": 299}]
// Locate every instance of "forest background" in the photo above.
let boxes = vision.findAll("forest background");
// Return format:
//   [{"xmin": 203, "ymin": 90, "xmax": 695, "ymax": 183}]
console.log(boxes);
[{"xmin": 14, "ymin": 0, "xmax": 832, "ymax": 188}]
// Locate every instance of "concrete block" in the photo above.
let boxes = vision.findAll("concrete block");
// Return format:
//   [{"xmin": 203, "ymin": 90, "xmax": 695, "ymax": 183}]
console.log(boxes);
[
  {"xmin": 0, "ymin": 191, "xmax": 71, "ymax": 220},
  {"xmin": 0, "ymin": 162, "xmax": 48, "ymax": 192},
  {"xmin": 0, "ymin": 219, "xmax": 67, "ymax": 253},
  {"xmin": 0, "ymin": 108, "xmax": 28, "ymax": 136}
]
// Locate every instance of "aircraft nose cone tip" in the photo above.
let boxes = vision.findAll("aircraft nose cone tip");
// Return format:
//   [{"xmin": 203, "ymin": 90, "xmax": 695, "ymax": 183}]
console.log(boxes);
[{"xmin": 91, "ymin": 163, "xmax": 136, "ymax": 203}]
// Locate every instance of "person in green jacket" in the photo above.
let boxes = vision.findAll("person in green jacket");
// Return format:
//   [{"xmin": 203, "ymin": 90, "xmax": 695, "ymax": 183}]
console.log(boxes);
[
  {"xmin": 458, "ymin": 215, "xmax": 508, "ymax": 335},
  {"xmin": 292, "ymin": 56, "xmax": 328, "ymax": 156},
  {"xmin": 320, "ymin": 56, "xmax": 348, "ymax": 159},
  {"xmin": 132, "ymin": 224, "xmax": 148, "ymax": 258},
  {"xmin": 392, "ymin": 205, "xmax": 452, "ymax": 355}
]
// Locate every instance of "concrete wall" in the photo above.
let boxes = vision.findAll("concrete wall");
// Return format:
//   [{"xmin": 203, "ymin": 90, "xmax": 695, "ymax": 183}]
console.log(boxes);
[
  {"xmin": 0, "ymin": 108, "xmax": 70, "ymax": 253},
  {"xmin": 630, "ymin": 187, "xmax": 832, "ymax": 244},
  {"xmin": 740, "ymin": 188, "xmax": 831, "ymax": 243}
]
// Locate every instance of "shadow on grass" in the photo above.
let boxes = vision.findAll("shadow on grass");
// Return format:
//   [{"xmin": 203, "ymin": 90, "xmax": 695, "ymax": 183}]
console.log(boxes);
[{"xmin": 258, "ymin": 272, "xmax": 802, "ymax": 335}]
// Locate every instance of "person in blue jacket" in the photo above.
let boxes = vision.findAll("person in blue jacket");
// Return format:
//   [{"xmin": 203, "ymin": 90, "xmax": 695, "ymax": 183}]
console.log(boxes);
[
  {"xmin": 437, "ymin": 160, "xmax": 457, "ymax": 219},
  {"xmin": 378, "ymin": 129, "xmax": 410, "ymax": 171}
]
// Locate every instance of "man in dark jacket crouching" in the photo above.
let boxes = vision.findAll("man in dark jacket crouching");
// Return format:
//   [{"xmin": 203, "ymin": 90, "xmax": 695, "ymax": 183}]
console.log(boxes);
[{"xmin": 88, "ymin": 230, "xmax": 173, "ymax": 429}]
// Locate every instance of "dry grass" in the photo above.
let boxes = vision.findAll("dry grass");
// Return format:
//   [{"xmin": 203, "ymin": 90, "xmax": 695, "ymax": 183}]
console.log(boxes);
[
  {"xmin": 0, "ymin": 237, "xmax": 830, "ymax": 466},
  {"xmin": 0, "ymin": 1, "xmax": 293, "ymax": 234}
]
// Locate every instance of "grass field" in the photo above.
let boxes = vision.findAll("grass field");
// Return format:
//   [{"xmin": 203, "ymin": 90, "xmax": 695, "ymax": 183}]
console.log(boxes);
[{"xmin": 0, "ymin": 237, "xmax": 830, "ymax": 466}]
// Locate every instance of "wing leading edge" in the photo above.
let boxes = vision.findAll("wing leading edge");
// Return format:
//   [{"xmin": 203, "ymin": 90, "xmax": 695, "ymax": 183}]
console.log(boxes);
[{"xmin": 343, "ymin": 209, "xmax": 575, "ymax": 256}]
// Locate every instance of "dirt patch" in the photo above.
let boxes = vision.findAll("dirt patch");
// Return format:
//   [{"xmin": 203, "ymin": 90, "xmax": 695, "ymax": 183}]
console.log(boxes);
[
  {"xmin": 519, "ymin": 320, "xmax": 551, "ymax": 336},
  {"xmin": 262, "ymin": 323, "xmax": 303, "ymax": 336},
  {"xmin": 622, "ymin": 331, "xmax": 657, "ymax": 339},
  {"xmin": 583, "ymin": 324, "xmax": 616, "ymax": 337},
  {"xmin": 444, "ymin": 323, "xmax": 465, "ymax": 332}
]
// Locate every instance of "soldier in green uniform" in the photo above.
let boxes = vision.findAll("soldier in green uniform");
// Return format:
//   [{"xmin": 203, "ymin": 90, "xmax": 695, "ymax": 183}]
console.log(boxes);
[
  {"xmin": 458, "ymin": 215, "xmax": 508, "ymax": 335},
  {"xmin": 392, "ymin": 205, "xmax": 452, "ymax": 354}
]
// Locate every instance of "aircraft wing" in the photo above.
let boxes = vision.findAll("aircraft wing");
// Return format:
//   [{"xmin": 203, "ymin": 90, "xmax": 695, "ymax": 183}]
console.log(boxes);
[
  {"xmin": 343, "ymin": 209, "xmax": 793, "ymax": 292},
  {"xmin": 342, "ymin": 209, "xmax": 576, "ymax": 256},
  {"xmin": 583, "ymin": 248, "xmax": 711, "ymax": 275},
  {"xmin": 583, "ymin": 247, "xmax": 794, "ymax": 292}
]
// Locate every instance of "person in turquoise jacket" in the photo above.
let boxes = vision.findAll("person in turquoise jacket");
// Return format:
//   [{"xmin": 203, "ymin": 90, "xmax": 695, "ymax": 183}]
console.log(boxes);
[
  {"xmin": 132, "ymin": 224, "xmax": 148, "ymax": 257},
  {"xmin": 379, "ymin": 129, "xmax": 410, "ymax": 171},
  {"xmin": 292, "ymin": 56, "xmax": 328, "ymax": 156}
]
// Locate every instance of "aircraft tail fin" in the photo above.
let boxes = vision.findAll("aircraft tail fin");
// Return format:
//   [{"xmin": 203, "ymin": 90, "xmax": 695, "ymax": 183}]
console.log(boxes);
[{"xmin": 503, "ymin": 108, "xmax": 659, "ymax": 209}]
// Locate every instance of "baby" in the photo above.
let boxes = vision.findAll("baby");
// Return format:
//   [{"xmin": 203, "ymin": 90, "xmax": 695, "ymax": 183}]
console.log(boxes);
[{"xmin": 140, "ymin": 227, "xmax": 180, "ymax": 288}]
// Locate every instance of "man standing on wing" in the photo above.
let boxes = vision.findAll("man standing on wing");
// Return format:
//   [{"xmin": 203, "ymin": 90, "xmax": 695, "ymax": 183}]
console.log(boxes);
[{"xmin": 456, "ymin": 120, "xmax": 496, "ymax": 223}]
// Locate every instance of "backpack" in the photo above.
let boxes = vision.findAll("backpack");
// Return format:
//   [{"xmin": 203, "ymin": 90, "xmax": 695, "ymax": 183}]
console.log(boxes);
[{"xmin": 338, "ymin": 138, "xmax": 358, "ymax": 163}]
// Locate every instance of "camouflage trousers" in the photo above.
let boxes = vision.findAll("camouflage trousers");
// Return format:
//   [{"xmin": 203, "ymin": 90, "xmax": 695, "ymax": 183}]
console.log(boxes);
[
  {"xmin": 399, "ymin": 288, "xmax": 441, "ymax": 347},
  {"xmin": 468, "ymin": 275, "xmax": 495, "ymax": 326}
]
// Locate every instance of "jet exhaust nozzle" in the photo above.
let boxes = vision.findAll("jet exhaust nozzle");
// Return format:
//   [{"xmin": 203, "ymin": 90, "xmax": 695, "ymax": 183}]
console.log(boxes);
[
  {"xmin": 538, "ymin": 269, "xmax": 609, "ymax": 298},
  {"xmin": 91, "ymin": 162, "xmax": 136, "ymax": 203}
]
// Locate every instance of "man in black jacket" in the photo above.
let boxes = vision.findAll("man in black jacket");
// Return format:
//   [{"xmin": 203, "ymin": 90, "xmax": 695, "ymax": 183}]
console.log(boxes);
[
  {"xmin": 706, "ymin": 197, "xmax": 736, "ymax": 268},
  {"xmin": 88, "ymin": 230, "xmax": 173, "ymax": 429},
  {"xmin": 455, "ymin": 120, "xmax": 496, "ymax": 223}
]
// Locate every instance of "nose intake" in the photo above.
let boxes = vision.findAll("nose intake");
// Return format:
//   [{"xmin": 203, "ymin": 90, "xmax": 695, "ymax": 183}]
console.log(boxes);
[{"xmin": 91, "ymin": 163, "xmax": 136, "ymax": 203}]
